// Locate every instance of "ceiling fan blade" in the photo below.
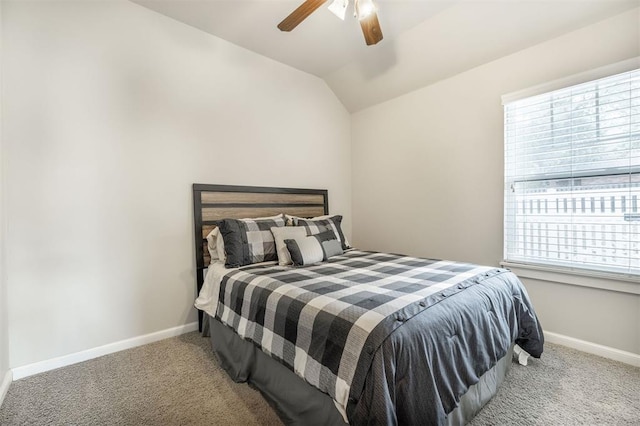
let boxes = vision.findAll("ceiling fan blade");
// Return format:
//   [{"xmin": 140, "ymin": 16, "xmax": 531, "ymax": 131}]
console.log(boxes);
[
  {"xmin": 359, "ymin": 11, "xmax": 383, "ymax": 45},
  {"xmin": 278, "ymin": 0, "xmax": 329, "ymax": 32}
]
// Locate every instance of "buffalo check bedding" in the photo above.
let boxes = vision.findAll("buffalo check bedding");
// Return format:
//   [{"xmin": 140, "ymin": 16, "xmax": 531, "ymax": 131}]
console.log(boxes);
[{"xmin": 213, "ymin": 250, "xmax": 544, "ymax": 423}]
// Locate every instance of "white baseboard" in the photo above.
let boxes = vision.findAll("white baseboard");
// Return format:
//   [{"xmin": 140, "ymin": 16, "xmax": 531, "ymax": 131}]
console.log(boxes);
[
  {"xmin": 544, "ymin": 330, "xmax": 640, "ymax": 367},
  {"xmin": 12, "ymin": 322, "xmax": 198, "ymax": 380},
  {"xmin": 0, "ymin": 369, "xmax": 12, "ymax": 408}
]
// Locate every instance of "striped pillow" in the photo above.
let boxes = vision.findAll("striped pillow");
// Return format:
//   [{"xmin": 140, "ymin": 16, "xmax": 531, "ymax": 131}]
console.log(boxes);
[{"xmin": 284, "ymin": 230, "xmax": 343, "ymax": 266}]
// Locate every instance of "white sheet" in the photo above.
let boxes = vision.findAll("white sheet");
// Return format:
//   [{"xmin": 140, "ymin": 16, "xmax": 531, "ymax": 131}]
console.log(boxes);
[
  {"xmin": 194, "ymin": 260, "xmax": 279, "ymax": 317},
  {"xmin": 194, "ymin": 262, "xmax": 229, "ymax": 318}
]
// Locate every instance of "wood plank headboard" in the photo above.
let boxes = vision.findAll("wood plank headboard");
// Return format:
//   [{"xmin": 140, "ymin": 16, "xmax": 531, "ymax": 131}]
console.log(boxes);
[{"xmin": 192, "ymin": 184, "xmax": 329, "ymax": 329}]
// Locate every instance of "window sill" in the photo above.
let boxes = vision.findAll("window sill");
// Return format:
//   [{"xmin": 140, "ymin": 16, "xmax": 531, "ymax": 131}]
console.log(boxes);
[{"xmin": 500, "ymin": 261, "xmax": 640, "ymax": 295}]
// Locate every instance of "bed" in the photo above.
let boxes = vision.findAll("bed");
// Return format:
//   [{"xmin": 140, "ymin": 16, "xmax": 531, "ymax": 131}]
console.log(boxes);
[{"xmin": 192, "ymin": 184, "xmax": 544, "ymax": 425}]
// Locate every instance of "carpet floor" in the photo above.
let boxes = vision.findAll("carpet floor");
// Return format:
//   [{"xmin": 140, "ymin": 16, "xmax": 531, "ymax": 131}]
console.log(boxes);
[{"xmin": 1, "ymin": 332, "xmax": 638, "ymax": 425}]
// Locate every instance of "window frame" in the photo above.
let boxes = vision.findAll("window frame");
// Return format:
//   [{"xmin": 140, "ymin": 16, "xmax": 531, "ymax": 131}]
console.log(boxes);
[{"xmin": 502, "ymin": 59, "xmax": 640, "ymax": 280}]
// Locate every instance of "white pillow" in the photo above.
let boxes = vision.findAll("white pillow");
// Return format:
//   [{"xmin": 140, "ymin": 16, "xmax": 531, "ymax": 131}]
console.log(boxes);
[
  {"xmin": 206, "ymin": 228, "xmax": 219, "ymax": 261},
  {"xmin": 216, "ymin": 231, "xmax": 225, "ymax": 263},
  {"xmin": 205, "ymin": 227, "xmax": 226, "ymax": 264},
  {"xmin": 271, "ymin": 226, "xmax": 308, "ymax": 266}
]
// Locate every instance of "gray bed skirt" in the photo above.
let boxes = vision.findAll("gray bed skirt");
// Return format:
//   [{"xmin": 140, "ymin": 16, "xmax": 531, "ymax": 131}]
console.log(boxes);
[{"xmin": 206, "ymin": 315, "xmax": 513, "ymax": 425}]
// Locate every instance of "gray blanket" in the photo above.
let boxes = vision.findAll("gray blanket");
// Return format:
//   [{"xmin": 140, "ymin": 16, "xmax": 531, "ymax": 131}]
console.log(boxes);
[{"xmin": 347, "ymin": 267, "xmax": 543, "ymax": 424}]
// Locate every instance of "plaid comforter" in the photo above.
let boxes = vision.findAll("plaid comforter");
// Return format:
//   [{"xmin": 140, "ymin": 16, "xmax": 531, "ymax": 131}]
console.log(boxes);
[{"xmin": 215, "ymin": 250, "xmax": 504, "ymax": 413}]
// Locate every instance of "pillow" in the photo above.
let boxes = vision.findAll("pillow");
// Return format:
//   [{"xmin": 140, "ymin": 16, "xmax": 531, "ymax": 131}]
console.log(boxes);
[
  {"xmin": 208, "ymin": 214, "xmax": 282, "ymax": 264},
  {"xmin": 216, "ymin": 231, "xmax": 226, "ymax": 263},
  {"xmin": 284, "ymin": 230, "xmax": 343, "ymax": 266},
  {"xmin": 289, "ymin": 215, "xmax": 350, "ymax": 250},
  {"xmin": 217, "ymin": 214, "xmax": 286, "ymax": 268},
  {"xmin": 270, "ymin": 226, "xmax": 308, "ymax": 266},
  {"xmin": 205, "ymin": 228, "xmax": 220, "ymax": 262},
  {"xmin": 205, "ymin": 227, "xmax": 226, "ymax": 264},
  {"xmin": 271, "ymin": 225, "xmax": 333, "ymax": 266},
  {"xmin": 285, "ymin": 214, "xmax": 332, "ymax": 226}
]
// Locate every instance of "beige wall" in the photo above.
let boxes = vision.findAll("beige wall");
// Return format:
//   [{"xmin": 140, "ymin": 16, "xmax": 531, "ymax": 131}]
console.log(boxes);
[
  {"xmin": 0, "ymin": 0, "xmax": 11, "ymax": 395},
  {"xmin": 2, "ymin": 0, "xmax": 351, "ymax": 368},
  {"xmin": 523, "ymin": 279, "xmax": 639, "ymax": 353},
  {"xmin": 352, "ymin": 9, "xmax": 640, "ymax": 355}
]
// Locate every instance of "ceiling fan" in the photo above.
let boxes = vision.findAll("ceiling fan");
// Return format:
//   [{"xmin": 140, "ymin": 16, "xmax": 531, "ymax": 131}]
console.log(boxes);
[{"xmin": 278, "ymin": 0, "xmax": 383, "ymax": 46}]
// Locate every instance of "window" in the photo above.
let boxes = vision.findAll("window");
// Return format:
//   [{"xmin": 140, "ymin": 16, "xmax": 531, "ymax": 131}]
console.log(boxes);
[{"xmin": 504, "ymin": 69, "xmax": 640, "ymax": 277}]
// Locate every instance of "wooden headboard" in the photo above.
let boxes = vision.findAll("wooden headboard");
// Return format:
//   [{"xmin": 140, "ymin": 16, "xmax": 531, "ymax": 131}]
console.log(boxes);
[{"xmin": 192, "ymin": 184, "xmax": 329, "ymax": 328}]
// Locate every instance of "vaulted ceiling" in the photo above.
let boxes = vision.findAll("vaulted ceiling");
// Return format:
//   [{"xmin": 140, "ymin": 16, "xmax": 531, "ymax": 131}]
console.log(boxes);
[{"xmin": 132, "ymin": 0, "xmax": 639, "ymax": 112}]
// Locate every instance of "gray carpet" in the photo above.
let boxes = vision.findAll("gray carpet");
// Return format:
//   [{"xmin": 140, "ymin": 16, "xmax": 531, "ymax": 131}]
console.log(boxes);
[
  {"xmin": 1, "ymin": 332, "xmax": 638, "ymax": 425},
  {"xmin": 470, "ymin": 343, "xmax": 639, "ymax": 425},
  {"xmin": 0, "ymin": 332, "xmax": 282, "ymax": 426}
]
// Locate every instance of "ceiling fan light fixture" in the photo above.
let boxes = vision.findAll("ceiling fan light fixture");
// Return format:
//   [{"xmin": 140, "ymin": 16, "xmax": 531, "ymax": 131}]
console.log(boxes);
[
  {"xmin": 278, "ymin": 0, "xmax": 383, "ymax": 46},
  {"xmin": 328, "ymin": 0, "xmax": 349, "ymax": 20},
  {"xmin": 355, "ymin": 0, "xmax": 376, "ymax": 20}
]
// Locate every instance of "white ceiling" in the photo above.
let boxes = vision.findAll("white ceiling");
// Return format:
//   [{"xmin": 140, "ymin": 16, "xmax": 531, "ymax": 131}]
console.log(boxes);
[{"xmin": 132, "ymin": 0, "xmax": 639, "ymax": 111}]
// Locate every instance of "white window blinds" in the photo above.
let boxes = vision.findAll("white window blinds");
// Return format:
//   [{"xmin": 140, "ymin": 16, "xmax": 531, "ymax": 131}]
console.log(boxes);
[{"xmin": 504, "ymin": 69, "xmax": 640, "ymax": 277}]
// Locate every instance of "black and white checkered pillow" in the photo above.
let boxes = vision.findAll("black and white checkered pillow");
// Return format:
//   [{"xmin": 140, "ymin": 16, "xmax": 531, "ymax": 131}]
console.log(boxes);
[
  {"xmin": 217, "ymin": 214, "xmax": 286, "ymax": 268},
  {"xmin": 292, "ymin": 215, "xmax": 350, "ymax": 250}
]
